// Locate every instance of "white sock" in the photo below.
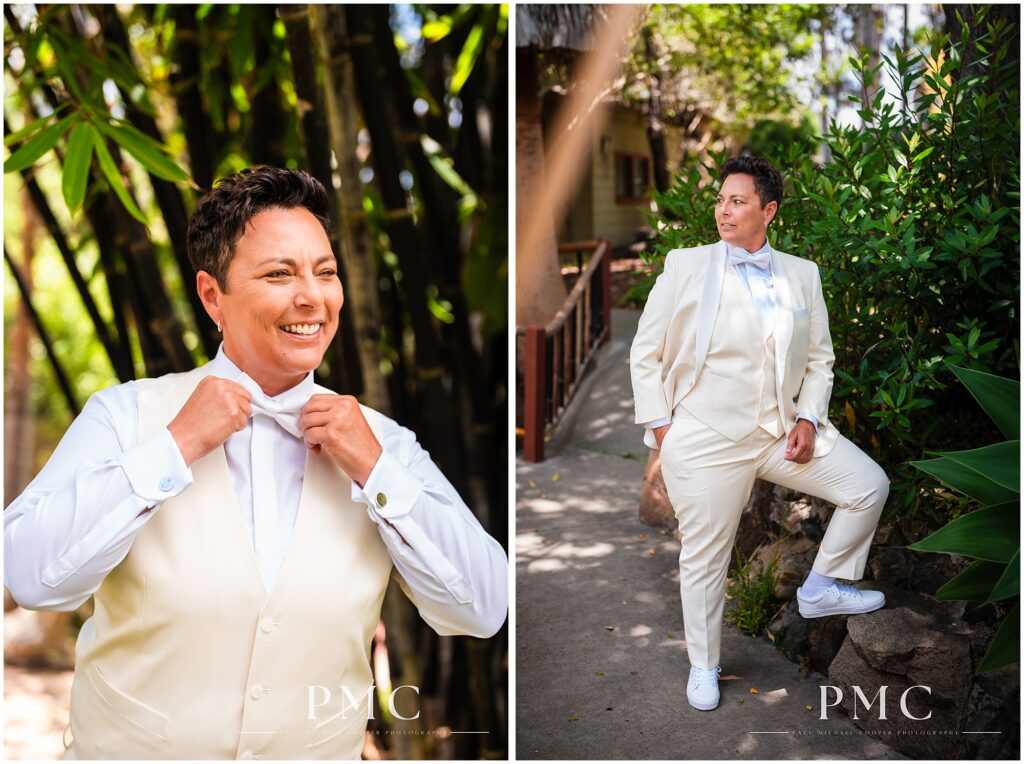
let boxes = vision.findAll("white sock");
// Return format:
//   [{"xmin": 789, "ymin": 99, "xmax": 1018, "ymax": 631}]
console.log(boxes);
[{"xmin": 800, "ymin": 570, "xmax": 835, "ymax": 597}]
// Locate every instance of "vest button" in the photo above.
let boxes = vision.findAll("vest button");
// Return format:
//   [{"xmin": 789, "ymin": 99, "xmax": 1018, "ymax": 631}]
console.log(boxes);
[
  {"xmin": 250, "ymin": 684, "xmax": 265, "ymax": 700},
  {"xmin": 376, "ymin": 492, "xmax": 387, "ymax": 508},
  {"xmin": 260, "ymin": 617, "xmax": 275, "ymax": 633}
]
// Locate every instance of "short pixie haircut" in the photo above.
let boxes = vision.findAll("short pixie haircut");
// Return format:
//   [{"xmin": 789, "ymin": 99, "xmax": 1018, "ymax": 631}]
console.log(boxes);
[
  {"xmin": 720, "ymin": 156, "xmax": 783, "ymax": 211},
  {"xmin": 186, "ymin": 167, "xmax": 332, "ymax": 290}
]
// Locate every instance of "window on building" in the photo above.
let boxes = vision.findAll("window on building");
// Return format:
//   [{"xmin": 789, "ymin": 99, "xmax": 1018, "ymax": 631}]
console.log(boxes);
[{"xmin": 615, "ymin": 152, "xmax": 651, "ymax": 204}]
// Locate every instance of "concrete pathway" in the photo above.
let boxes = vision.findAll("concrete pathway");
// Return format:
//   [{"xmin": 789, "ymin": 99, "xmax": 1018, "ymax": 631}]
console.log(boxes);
[{"xmin": 515, "ymin": 309, "xmax": 901, "ymax": 760}]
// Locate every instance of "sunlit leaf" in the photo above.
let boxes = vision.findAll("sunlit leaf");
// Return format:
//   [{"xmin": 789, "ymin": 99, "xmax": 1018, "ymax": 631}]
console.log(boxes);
[
  {"xmin": 4, "ymin": 113, "xmax": 79, "ymax": 174},
  {"xmin": 62, "ymin": 121, "xmax": 96, "ymax": 212},
  {"xmin": 450, "ymin": 14, "xmax": 488, "ymax": 96},
  {"xmin": 93, "ymin": 132, "xmax": 147, "ymax": 224},
  {"xmin": 94, "ymin": 121, "xmax": 190, "ymax": 183}
]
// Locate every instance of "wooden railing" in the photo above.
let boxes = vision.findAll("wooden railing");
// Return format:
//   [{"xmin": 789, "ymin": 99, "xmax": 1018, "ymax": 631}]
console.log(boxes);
[{"xmin": 518, "ymin": 238, "xmax": 612, "ymax": 462}]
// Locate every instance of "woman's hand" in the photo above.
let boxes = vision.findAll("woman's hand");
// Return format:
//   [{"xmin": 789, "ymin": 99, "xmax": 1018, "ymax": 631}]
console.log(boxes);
[
  {"xmin": 784, "ymin": 419, "xmax": 817, "ymax": 463},
  {"xmin": 168, "ymin": 376, "xmax": 252, "ymax": 466},
  {"xmin": 299, "ymin": 394, "xmax": 383, "ymax": 486}
]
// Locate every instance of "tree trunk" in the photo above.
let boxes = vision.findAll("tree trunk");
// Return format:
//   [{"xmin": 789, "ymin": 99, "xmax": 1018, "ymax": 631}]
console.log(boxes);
[
  {"xmin": 641, "ymin": 25, "xmax": 670, "ymax": 193},
  {"xmin": 5, "ymin": 189, "xmax": 39, "ymax": 506},
  {"xmin": 515, "ymin": 48, "xmax": 567, "ymax": 327},
  {"xmin": 170, "ymin": 5, "xmax": 218, "ymax": 191},
  {"xmin": 93, "ymin": 5, "xmax": 218, "ymax": 360},
  {"xmin": 282, "ymin": 3, "xmax": 364, "ymax": 397},
  {"xmin": 345, "ymin": 5, "xmax": 467, "ymax": 493},
  {"xmin": 248, "ymin": 5, "xmax": 287, "ymax": 168},
  {"xmin": 315, "ymin": 5, "xmax": 391, "ymax": 412},
  {"xmin": 370, "ymin": 4, "xmax": 496, "ymax": 514}
]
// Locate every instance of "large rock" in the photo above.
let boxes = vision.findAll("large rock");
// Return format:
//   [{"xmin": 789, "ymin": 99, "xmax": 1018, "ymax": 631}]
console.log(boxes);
[
  {"xmin": 966, "ymin": 662, "xmax": 1020, "ymax": 759},
  {"xmin": 827, "ymin": 606, "xmax": 973, "ymax": 759},
  {"xmin": 769, "ymin": 598, "xmax": 850, "ymax": 675}
]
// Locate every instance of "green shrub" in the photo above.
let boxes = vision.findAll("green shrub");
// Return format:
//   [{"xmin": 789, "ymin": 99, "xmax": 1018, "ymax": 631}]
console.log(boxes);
[{"xmin": 727, "ymin": 547, "xmax": 779, "ymax": 637}]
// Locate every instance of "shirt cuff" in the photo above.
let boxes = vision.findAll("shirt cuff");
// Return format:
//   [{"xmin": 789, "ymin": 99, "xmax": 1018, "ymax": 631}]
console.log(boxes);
[
  {"xmin": 119, "ymin": 427, "xmax": 194, "ymax": 503},
  {"xmin": 646, "ymin": 416, "xmax": 673, "ymax": 429},
  {"xmin": 796, "ymin": 412, "xmax": 820, "ymax": 430},
  {"xmin": 351, "ymin": 449, "xmax": 422, "ymax": 520}
]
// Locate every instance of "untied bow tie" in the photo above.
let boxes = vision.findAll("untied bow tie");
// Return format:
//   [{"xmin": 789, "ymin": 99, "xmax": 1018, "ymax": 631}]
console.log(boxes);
[
  {"xmin": 727, "ymin": 248, "xmax": 772, "ymax": 272},
  {"xmin": 234, "ymin": 372, "xmax": 309, "ymax": 439}
]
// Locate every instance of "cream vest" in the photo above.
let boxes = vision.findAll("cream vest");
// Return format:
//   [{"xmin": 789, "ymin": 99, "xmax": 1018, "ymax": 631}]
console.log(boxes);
[
  {"xmin": 65, "ymin": 367, "xmax": 394, "ymax": 760},
  {"xmin": 680, "ymin": 266, "xmax": 786, "ymax": 440}
]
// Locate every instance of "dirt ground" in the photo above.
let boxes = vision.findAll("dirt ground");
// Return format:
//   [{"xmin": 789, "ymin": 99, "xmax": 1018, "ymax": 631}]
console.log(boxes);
[{"xmin": 4, "ymin": 663, "xmax": 72, "ymax": 760}]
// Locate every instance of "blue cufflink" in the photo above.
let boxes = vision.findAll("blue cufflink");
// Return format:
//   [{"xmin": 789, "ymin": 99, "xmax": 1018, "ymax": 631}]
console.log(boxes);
[{"xmin": 159, "ymin": 476, "xmax": 174, "ymax": 492}]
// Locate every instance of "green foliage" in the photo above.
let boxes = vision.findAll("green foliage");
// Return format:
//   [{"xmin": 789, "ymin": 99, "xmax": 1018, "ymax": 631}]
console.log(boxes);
[
  {"xmin": 622, "ymin": 5, "xmax": 826, "ymax": 144},
  {"xmin": 645, "ymin": 8, "xmax": 1020, "ymax": 525},
  {"xmin": 910, "ymin": 366, "xmax": 1019, "ymax": 672},
  {"xmin": 727, "ymin": 547, "xmax": 778, "ymax": 637}
]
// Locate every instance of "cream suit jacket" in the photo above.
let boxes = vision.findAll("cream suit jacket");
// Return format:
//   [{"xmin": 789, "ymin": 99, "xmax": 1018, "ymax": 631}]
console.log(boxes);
[{"xmin": 630, "ymin": 240, "xmax": 840, "ymax": 457}]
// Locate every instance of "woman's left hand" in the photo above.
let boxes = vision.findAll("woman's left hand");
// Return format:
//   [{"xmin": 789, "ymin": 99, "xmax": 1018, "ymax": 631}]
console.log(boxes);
[{"xmin": 299, "ymin": 394, "xmax": 383, "ymax": 486}]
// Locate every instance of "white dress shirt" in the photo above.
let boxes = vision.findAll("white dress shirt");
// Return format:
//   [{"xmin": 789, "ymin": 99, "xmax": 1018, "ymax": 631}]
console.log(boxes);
[
  {"xmin": 4, "ymin": 347, "xmax": 508, "ymax": 638},
  {"xmin": 645, "ymin": 239, "xmax": 819, "ymax": 432}
]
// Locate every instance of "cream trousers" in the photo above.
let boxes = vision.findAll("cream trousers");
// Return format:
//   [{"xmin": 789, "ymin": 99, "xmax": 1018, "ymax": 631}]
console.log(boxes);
[{"xmin": 659, "ymin": 406, "xmax": 888, "ymax": 670}]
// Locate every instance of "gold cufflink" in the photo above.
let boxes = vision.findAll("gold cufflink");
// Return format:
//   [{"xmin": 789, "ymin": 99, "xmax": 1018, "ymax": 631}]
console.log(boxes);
[{"xmin": 376, "ymin": 492, "xmax": 387, "ymax": 507}]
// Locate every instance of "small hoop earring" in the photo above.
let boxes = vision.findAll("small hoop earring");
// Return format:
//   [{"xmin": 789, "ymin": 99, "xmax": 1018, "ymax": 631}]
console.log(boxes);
[{"xmin": 216, "ymin": 320, "xmax": 222, "ymax": 333}]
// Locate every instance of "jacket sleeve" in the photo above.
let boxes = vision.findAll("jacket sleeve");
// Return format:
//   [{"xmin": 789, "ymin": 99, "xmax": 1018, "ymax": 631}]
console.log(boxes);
[
  {"xmin": 630, "ymin": 250, "xmax": 679, "ymax": 425},
  {"xmin": 795, "ymin": 263, "xmax": 835, "ymax": 424}
]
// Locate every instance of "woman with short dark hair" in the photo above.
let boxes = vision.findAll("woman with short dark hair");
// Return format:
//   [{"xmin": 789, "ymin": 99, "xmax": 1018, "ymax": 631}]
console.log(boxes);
[{"xmin": 5, "ymin": 167, "xmax": 508, "ymax": 759}]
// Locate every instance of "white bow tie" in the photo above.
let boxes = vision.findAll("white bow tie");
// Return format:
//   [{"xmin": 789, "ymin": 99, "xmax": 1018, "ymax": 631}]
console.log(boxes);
[
  {"xmin": 728, "ymin": 248, "xmax": 772, "ymax": 272},
  {"xmin": 234, "ymin": 373, "xmax": 310, "ymax": 439}
]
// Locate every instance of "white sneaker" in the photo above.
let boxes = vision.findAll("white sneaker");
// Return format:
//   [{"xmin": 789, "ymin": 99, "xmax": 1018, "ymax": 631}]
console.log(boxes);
[
  {"xmin": 797, "ymin": 582, "xmax": 885, "ymax": 618},
  {"xmin": 686, "ymin": 665, "xmax": 721, "ymax": 711}
]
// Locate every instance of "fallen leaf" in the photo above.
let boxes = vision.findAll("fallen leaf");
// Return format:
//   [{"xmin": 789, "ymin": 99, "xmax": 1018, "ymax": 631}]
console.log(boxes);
[
  {"xmin": 552, "ymin": 473, "xmax": 561, "ymax": 482},
  {"xmin": 604, "ymin": 625, "xmax": 615, "ymax": 631},
  {"xmin": 749, "ymin": 688, "xmax": 760, "ymax": 694},
  {"xmin": 737, "ymin": 700, "xmax": 745, "ymax": 706},
  {"xmin": 594, "ymin": 671, "xmax": 604, "ymax": 677},
  {"xmin": 528, "ymin": 480, "xmax": 536, "ymax": 489},
  {"xmin": 646, "ymin": 547, "xmax": 657, "ymax": 557},
  {"xmin": 805, "ymin": 705, "xmax": 813, "ymax": 711},
  {"xmin": 636, "ymin": 533, "xmax": 647, "ymax": 540},
  {"xmin": 666, "ymin": 631, "xmax": 674, "ymax": 638},
  {"xmin": 568, "ymin": 715, "xmax": 579, "ymax": 722}
]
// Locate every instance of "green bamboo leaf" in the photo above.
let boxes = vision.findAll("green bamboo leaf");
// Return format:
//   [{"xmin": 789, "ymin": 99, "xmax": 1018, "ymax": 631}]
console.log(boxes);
[
  {"xmin": 94, "ymin": 122, "xmax": 190, "ymax": 183},
  {"xmin": 93, "ymin": 133, "xmax": 147, "ymax": 224},
  {"xmin": 4, "ymin": 113, "xmax": 80, "ymax": 174},
  {"xmin": 421, "ymin": 135, "xmax": 472, "ymax": 196},
  {"xmin": 910, "ymin": 456, "xmax": 1018, "ymax": 506},
  {"xmin": 422, "ymin": 19, "xmax": 452, "ymax": 41},
  {"xmin": 4, "ymin": 106, "xmax": 69, "ymax": 147},
  {"xmin": 985, "ymin": 548, "xmax": 1019, "ymax": 603},
  {"xmin": 935, "ymin": 559, "xmax": 1005, "ymax": 602},
  {"xmin": 62, "ymin": 121, "xmax": 95, "ymax": 212},
  {"xmin": 976, "ymin": 603, "xmax": 1019, "ymax": 673},
  {"xmin": 929, "ymin": 440, "xmax": 1020, "ymax": 492},
  {"xmin": 947, "ymin": 364, "xmax": 1019, "ymax": 439},
  {"xmin": 450, "ymin": 12, "xmax": 489, "ymax": 96},
  {"xmin": 908, "ymin": 502, "xmax": 1019, "ymax": 563}
]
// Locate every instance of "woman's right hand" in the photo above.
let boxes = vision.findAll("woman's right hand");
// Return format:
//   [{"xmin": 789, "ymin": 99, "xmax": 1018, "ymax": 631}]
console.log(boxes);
[
  {"xmin": 654, "ymin": 422, "xmax": 672, "ymax": 450},
  {"xmin": 167, "ymin": 376, "xmax": 252, "ymax": 466}
]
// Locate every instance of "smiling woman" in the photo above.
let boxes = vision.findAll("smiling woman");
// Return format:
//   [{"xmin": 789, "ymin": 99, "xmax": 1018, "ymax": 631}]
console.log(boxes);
[{"xmin": 3, "ymin": 167, "xmax": 509, "ymax": 760}]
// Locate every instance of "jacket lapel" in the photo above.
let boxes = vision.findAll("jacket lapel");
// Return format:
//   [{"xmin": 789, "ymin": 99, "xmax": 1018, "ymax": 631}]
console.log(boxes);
[
  {"xmin": 695, "ymin": 240, "xmax": 728, "ymax": 372},
  {"xmin": 770, "ymin": 244, "xmax": 795, "ymax": 383}
]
